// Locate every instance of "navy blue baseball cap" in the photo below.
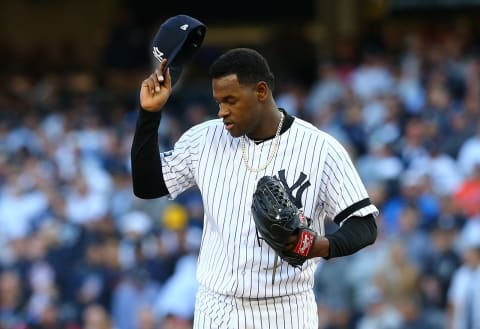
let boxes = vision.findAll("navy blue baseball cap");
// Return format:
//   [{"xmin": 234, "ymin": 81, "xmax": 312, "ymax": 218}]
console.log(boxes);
[{"xmin": 151, "ymin": 14, "xmax": 207, "ymax": 86}]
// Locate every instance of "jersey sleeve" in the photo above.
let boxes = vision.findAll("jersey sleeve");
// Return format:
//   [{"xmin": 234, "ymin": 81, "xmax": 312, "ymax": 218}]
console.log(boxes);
[
  {"xmin": 321, "ymin": 137, "xmax": 379, "ymax": 225},
  {"xmin": 160, "ymin": 126, "xmax": 202, "ymax": 199}
]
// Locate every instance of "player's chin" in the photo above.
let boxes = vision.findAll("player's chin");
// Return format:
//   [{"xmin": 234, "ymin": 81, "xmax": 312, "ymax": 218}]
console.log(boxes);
[
  {"xmin": 225, "ymin": 125, "xmax": 244, "ymax": 138},
  {"xmin": 229, "ymin": 130, "xmax": 243, "ymax": 138}
]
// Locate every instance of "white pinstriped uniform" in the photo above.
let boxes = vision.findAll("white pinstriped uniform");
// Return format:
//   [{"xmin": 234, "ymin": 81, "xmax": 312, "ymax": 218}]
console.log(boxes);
[{"xmin": 160, "ymin": 114, "xmax": 378, "ymax": 329}]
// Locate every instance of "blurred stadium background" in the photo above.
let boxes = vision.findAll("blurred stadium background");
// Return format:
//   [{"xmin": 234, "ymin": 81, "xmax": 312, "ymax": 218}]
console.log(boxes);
[{"xmin": 1, "ymin": 0, "xmax": 480, "ymax": 328}]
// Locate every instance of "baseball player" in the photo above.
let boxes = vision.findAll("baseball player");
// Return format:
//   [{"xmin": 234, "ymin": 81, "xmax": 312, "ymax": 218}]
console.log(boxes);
[{"xmin": 132, "ymin": 48, "xmax": 379, "ymax": 329}]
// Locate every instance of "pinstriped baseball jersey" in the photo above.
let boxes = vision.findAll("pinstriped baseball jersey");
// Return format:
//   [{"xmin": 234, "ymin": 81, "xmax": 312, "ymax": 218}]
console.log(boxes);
[{"xmin": 160, "ymin": 113, "xmax": 378, "ymax": 299}]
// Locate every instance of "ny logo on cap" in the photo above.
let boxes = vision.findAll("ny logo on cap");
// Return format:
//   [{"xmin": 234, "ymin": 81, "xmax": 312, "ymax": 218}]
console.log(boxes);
[
  {"xmin": 152, "ymin": 47, "xmax": 164, "ymax": 62},
  {"xmin": 180, "ymin": 24, "xmax": 188, "ymax": 30}
]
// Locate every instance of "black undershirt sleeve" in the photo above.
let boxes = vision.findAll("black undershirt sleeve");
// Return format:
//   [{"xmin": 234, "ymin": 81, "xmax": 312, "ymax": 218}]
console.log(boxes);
[
  {"xmin": 130, "ymin": 108, "xmax": 170, "ymax": 199},
  {"xmin": 324, "ymin": 214, "xmax": 377, "ymax": 259}
]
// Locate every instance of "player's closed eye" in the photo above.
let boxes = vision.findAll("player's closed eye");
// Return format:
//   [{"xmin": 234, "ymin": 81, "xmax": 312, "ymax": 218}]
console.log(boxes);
[{"xmin": 222, "ymin": 96, "xmax": 237, "ymax": 105}]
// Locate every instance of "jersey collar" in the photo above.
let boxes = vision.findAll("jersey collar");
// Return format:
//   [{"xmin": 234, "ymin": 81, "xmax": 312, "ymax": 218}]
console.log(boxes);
[{"xmin": 252, "ymin": 108, "xmax": 293, "ymax": 144}]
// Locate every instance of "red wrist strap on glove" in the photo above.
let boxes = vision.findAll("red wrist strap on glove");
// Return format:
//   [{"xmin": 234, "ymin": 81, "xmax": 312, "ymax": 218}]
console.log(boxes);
[{"xmin": 293, "ymin": 229, "xmax": 316, "ymax": 257}]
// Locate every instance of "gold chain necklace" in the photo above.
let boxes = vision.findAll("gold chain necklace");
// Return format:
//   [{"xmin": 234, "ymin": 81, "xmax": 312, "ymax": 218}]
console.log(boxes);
[{"xmin": 240, "ymin": 112, "xmax": 284, "ymax": 172}]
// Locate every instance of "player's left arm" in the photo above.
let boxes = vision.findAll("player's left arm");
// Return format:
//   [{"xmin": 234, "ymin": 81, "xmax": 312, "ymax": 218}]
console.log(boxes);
[
  {"xmin": 307, "ymin": 214, "xmax": 377, "ymax": 259},
  {"xmin": 305, "ymin": 137, "xmax": 379, "ymax": 259}
]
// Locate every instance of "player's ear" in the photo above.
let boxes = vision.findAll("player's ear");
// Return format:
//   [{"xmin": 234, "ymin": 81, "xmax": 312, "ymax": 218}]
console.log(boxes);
[{"xmin": 255, "ymin": 81, "xmax": 269, "ymax": 101}]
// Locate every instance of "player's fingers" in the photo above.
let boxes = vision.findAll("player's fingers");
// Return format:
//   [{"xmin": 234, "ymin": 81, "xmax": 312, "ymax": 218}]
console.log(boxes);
[
  {"xmin": 142, "ymin": 59, "xmax": 170, "ymax": 96},
  {"xmin": 155, "ymin": 68, "xmax": 164, "ymax": 85},
  {"xmin": 150, "ymin": 72, "xmax": 161, "ymax": 93},
  {"xmin": 141, "ymin": 78, "xmax": 155, "ymax": 95},
  {"xmin": 155, "ymin": 58, "xmax": 167, "ymax": 82},
  {"xmin": 163, "ymin": 67, "xmax": 172, "ymax": 90}
]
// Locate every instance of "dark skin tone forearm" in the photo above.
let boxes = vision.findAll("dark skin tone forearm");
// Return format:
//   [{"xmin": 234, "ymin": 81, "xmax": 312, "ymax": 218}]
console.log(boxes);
[
  {"xmin": 309, "ymin": 236, "xmax": 330, "ymax": 258},
  {"xmin": 286, "ymin": 215, "xmax": 377, "ymax": 260}
]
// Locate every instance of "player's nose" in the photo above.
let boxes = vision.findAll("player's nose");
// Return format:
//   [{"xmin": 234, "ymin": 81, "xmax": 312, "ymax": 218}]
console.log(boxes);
[{"xmin": 217, "ymin": 103, "xmax": 230, "ymax": 118}]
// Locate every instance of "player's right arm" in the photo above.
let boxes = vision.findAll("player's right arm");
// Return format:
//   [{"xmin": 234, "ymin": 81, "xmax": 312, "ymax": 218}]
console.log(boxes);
[{"xmin": 131, "ymin": 60, "xmax": 172, "ymax": 199}]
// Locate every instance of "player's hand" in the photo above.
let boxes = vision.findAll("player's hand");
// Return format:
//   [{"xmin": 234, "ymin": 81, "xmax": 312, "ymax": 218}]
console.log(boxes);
[
  {"xmin": 140, "ymin": 59, "xmax": 172, "ymax": 112},
  {"xmin": 285, "ymin": 234, "xmax": 299, "ymax": 251}
]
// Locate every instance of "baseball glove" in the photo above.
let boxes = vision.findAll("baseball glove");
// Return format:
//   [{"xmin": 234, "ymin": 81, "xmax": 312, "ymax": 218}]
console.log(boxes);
[{"xmin": 251, "ymin": 175, "xmax": 317, "ymax": 268}]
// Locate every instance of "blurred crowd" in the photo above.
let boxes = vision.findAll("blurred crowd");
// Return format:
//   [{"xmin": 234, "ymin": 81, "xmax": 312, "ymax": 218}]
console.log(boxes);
[{"xmin": 1, "ymin": 19, "xmax": 480, "ymax": 329}]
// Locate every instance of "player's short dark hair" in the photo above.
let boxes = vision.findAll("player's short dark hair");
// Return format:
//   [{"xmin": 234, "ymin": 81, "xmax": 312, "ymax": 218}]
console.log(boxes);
[{"xmin": 209, "ymin": 48, "xmax": 275, "ymax": 91}]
